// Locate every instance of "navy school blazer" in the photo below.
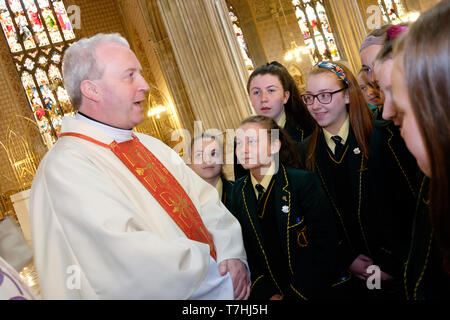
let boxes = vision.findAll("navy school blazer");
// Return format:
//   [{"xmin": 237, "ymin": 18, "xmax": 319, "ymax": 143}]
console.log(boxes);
[{"xmin": 229, "ymin": 164, "xmax": 337, "ymax": 300}]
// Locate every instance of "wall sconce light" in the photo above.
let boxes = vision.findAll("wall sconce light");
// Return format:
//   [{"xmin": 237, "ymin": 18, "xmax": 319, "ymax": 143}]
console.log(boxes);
[{"xmin": 147, "ymin": 105, "xmax": 167, "ymax": 119}]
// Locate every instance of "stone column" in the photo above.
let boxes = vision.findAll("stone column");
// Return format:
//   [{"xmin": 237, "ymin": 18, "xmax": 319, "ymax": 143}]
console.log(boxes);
[
  {"xmin": 157, "ymin": 0, "xmax": 253, "ymax": 132},
  {"xmin": 328, "ymin": 0, "xmax": 368, "ymax": 74}
]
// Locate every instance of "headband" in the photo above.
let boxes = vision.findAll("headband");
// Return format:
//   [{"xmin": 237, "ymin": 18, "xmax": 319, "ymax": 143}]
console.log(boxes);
[
  {"xmin": 359, "ymin": 35, "xmax": 385, "ymax": 52},
  {"xmin": 314, "ymin": 61, "xmax": 349, "ymax": 85},
  {"xmin": 386, "ymin": 25, "xmax": 408, "ymax": 41}
]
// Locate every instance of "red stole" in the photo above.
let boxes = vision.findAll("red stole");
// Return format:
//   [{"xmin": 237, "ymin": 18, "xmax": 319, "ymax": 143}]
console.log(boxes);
[{"xmin": 60, "ymin": 132, "xmax": 217, "ymax": 260}]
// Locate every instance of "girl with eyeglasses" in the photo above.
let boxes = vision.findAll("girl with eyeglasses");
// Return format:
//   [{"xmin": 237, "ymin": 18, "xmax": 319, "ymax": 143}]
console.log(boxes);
[
  {"xmin": 300, "ymin": 61, "xmax": 383, "ymax": 299},
  {"xmin": 230, "ymin": 115, "xmax": 337, "ymax": 300},
  {"xmin": 234, "ymin": 61, "xmax": 316, "ymax": 180}
]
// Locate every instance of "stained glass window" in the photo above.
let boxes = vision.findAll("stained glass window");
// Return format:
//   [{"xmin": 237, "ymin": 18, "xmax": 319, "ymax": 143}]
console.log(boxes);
[
  {"xmin": 378, "ymin": 0, "xmax": 407, "ymax": 24},
  {"xmin": 292, "ymin": 0, "xmax": 341, "ymax": 64},
  {"xmin": 0, "ymin": 0, "xmax": 76, "ymax": 148},
  {"xmin": 228, "ymin": 5, "xmax": 254, "ymax": 73}
]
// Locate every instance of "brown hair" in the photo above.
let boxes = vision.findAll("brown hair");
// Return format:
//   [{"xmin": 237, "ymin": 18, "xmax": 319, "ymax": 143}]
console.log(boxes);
[
  {"xmin": 394, "ymin": 1, "xmax": 450, "ymax": 275},
  {"xmin": 239, "ymin": 115, "xmax": 302, "ymax": 169},
  {"xmin": 247, "ymin": 61, "xmax": 316, "ymax": 134},
  {"xmin": 367, "ymin": 24, "xmax": 393, "ymax": 38},
  {"xmin": 305, "ymin": 62, "xmax": 373, "ymax": 170}
]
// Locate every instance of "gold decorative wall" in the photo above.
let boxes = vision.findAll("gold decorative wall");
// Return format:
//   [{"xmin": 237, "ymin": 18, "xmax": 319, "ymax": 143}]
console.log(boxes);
[{"xmin": 0, "ymin": 20, "xmax": 38, "ymax": 195}]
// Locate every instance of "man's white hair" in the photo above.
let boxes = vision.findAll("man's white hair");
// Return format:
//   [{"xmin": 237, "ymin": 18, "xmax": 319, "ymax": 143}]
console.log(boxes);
[{"xmin": 62, "ymin": 33, "xmax": 130, "ymax": 109}]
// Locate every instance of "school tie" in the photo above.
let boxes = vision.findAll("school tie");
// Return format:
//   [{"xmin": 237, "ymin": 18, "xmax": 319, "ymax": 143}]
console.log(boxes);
[
  {"xmin": 255, "ymin": 183, "xmax": 266, "ymax": 202},
  {"xmin": 331, "ymin": 135, "xmax": 345, "ymax": 160}
]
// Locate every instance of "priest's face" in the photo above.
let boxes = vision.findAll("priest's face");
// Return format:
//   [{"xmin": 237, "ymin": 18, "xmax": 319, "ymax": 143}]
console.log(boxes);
[{"xmin": 94, "ymin": 42, "xmax": 150, "ymax": 129}]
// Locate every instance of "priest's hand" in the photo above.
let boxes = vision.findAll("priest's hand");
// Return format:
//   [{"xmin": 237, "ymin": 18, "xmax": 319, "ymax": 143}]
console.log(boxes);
[{"xmin": 218, "ymin": 258, "xmax": 250, "ymax": 300}]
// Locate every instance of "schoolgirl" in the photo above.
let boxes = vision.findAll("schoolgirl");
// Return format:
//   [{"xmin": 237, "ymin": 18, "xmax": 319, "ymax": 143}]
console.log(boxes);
[
  {"xmin": 230, "ymin": 115, "xmax": 337, "ymax": 300},
  {"xmin": 188, "ymin": 133, "xmax": 233, "ymax": 211},
  {"xmin": 300, "ymin": 61, "xmax": 377, "ymax": 298}
]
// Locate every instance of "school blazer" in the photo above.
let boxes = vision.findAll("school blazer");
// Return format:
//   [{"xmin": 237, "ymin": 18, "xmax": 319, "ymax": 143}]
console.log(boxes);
[
  {"xmin": 299, "ymin": 127, "xmax": 374, "ymax": 275},
  {"xmin": 367, "ymin": 120, "xmax": 419, "ymax": 278},
  {"xmin": 284, "ymin": 120, "xmax": 308, "ymax": 145},
  {"xmin": 404, "ymin": 176, "xmax": 450, "ymax": 300},
  {"xmin": 221, "ymin": 177, "xmax": 234, "ymax": 212},
  {"xmin": 229, "ymin": 164, "xmax": 337, "ymax": 300}
]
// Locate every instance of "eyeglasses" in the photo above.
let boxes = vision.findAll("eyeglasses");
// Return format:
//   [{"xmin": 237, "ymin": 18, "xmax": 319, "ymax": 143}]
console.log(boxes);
[{"xmin": 301, "ymin": 88, "xmax": 346, "ymax": 105}]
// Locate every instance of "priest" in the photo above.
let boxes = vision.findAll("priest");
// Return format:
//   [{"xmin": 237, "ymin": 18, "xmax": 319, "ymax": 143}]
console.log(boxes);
[{"xmin": 29, "ymin": 33, "xmax": 249, "ymax": 300}]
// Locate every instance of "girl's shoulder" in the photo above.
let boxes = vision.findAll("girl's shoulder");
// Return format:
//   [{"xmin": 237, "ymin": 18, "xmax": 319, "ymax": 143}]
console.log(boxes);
[
  {"xmin": 281, "ymin": 165, "xmax": 320, "ymax": 187},
  {"xmin": 369, "ymin": 119, "xmax": 392, "ymax": 146},
  {"xmin": 279, "ymin": 165, "xmax": 324, "ymax": 199},
  {"xmin": 222, "ymin": 177, "xmax": 234, "ymax": 188},
  {"xmin": 221, "ymin": 178, "xmax": 235, "ymax": 196},
  {"xmin": 230, "ymin": 174, "xmax": 249, "ymax": 192}
]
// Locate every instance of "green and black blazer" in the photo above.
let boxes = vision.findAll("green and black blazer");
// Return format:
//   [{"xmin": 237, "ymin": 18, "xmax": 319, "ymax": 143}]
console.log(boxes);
[
  {"xmin": 229, "ymin": 164, "xmax": 337, "ymax": 300},
  {"xmin": 284, "ymin": 121, "xmax": 308, "ymax": 145},
  {"xmin": 367, "ymin": 121, "xmax": 420, "ymax": 279},
  {"xmin": 403, "ymin": 176, "xmax": 450, "ymax": 300},
  {"xmin": 300, "ymin": 127, "xmax": 374, "ymax": 283},
  {"xmin": 221, "ymin": 177, "xmax": 234, "ymax": 212}
]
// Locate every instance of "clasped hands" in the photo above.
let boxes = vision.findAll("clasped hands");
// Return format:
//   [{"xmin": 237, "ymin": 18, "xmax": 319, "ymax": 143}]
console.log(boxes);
[{"xmin": 349, "ymin": 254, "xmax": 393, "ymax": 281}]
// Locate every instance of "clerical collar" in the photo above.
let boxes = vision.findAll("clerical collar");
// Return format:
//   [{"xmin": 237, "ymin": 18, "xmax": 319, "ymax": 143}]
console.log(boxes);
[{"xmin": 76, "ymin": 112, "xmax": 133, "ymax": 143}]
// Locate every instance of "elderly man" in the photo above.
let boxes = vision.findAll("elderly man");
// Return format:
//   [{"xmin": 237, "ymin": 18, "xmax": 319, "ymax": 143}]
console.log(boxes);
[{"xmin": 29, "ymin": 33, "xmax": 249, "ymax": 300}]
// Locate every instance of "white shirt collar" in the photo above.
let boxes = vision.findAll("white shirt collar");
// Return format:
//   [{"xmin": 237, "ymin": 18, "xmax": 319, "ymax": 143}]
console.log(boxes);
[
  {"xmin": 75, "ymin": 113, "xmax": 133, "ymax": 143},
  {"xmin": 323, "ymin": 115, "xmax": 350, "ymax": 153}
]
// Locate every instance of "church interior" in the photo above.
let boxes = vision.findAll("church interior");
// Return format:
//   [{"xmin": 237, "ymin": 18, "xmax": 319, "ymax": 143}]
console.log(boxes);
[{"xmin": 0, "ymin": 0, "xmax": 441, "ymax": 298}]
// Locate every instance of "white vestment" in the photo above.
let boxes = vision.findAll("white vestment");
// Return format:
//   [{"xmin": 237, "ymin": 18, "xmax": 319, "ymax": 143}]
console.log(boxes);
[{"xmin": 30, "ymin": 116, "xmax": 247, "ymax": 299}]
